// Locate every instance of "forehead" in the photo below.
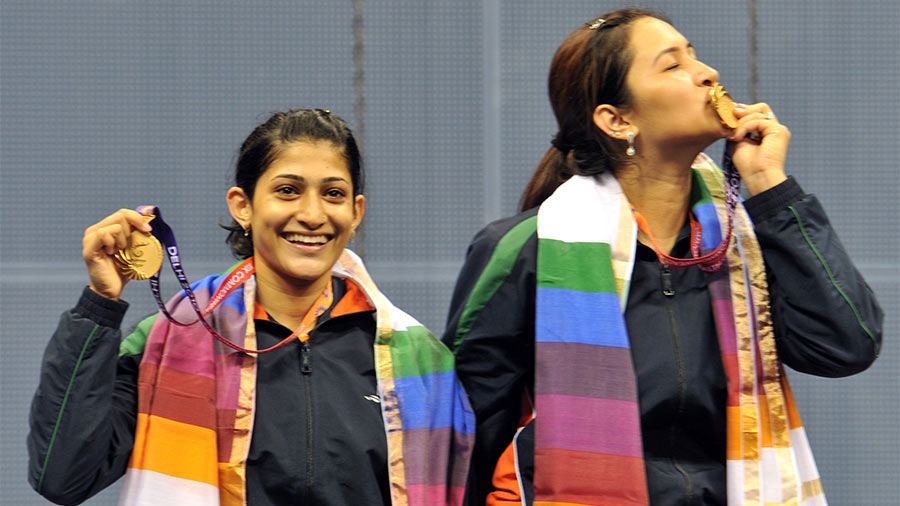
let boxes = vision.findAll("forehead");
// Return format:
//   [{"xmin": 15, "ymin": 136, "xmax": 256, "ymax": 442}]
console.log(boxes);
[
  {"xmin": 263, "ymin": 140, "xmax": 350, "ymax": 179},
  {"xmin": 627, "ymin": 17, "xmax": 690, "ymax": 63}
]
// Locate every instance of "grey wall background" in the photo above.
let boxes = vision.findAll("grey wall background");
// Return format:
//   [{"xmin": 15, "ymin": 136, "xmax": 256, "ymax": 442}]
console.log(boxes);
[{"xmin": 1, "ymin": 1, "xmax": 897, "ymax": 504}]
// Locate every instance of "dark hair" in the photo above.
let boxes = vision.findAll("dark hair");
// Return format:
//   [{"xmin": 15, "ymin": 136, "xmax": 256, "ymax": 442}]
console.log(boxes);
[
  {"xmin": 520, "ymin": 8, "xmax": 669, "ymax": 211},
  {"xmin": 225, "ymin": 108, "xmax": 364, "ymax": 258}
]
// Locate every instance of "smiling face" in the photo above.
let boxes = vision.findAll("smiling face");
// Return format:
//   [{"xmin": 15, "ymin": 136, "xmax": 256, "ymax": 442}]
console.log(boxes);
[
  {"xmin": 228, "ymin": 140, "xmax": 365, "ymax": 294},
  {"xmin": 619, "ymin": 17, "xmax": 730, "ymax": 151}
]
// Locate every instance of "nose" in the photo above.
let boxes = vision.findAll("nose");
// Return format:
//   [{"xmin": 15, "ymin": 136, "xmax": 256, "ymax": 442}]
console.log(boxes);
[
  {"xmin": 294, "ymin": 194, "xmax": 327, "ymax": 229},
  {"xmin": 695, "ymin": 60, "xmax": 720, "ymax": 88}
]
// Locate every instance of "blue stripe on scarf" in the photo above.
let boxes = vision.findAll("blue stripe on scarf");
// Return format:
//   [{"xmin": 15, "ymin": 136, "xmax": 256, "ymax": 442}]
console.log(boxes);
[
  {"xmin": 393, "ymin": 371, "xmax": 475, "ymax": 433},
  {"xmin": 694, "ymin": 202, "xmax": 722, "ymax": 249},
  {"xmin": 536, "ymin": 288, "xmax": 628, "ymax": 347},
  {"xmin": 172, "ymin": 273, "xmax": 247, "ymax": 314}
]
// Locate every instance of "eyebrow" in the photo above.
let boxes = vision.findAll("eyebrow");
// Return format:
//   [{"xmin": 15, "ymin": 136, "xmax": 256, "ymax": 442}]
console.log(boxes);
[
  {"xmin": 272, "ymin": 174, "xmax": 350, "ymax": 184},
  {"xmin": 653, "ymin": 42, "xmax": 694, "ymax": 65}
]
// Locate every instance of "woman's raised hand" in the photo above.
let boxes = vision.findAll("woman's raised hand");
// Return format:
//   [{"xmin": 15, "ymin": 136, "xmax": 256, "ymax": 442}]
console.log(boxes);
[
  {"xmin": 728, "ymin": 102, "xmax": 790, "ymax": 195},
  {"xmin": 82, "ymin": 209, "xmax": 152, "ymax": 300}
]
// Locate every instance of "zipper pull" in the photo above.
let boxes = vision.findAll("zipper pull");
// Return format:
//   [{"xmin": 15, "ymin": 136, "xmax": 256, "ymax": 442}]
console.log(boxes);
[
  {"xmin": 301, "ymin": 340, "xmax": 312, "ymax": 375},
  {"xmin": 661, "ymin": 264, "xmax": 675, "ymax": 297}
]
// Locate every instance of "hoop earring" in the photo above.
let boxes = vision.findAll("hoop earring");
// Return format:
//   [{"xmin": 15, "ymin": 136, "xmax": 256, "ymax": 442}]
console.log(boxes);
[{"xmin": 626, "ymin": 131, "xmax": 636, "ymax": 157}]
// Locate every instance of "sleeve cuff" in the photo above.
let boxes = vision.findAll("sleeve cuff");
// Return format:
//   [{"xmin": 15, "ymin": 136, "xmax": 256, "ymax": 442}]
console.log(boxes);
[
  {"xmin": 75, "ymin": 286, "xmax": 129, "ymax": 328},
  {"xmin": 744, "ymin": 176, "xmax": 805, "ymax": 223}
]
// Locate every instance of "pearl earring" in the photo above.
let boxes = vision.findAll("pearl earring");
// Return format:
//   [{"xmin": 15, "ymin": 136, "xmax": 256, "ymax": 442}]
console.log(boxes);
[{"xmin": 626, "ymin": 131, "xmax": 636, "ymax": 157}]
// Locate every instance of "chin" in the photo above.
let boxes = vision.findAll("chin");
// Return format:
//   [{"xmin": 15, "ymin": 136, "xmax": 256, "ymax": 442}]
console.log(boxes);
[{"xmin": 279, "ymin": 261, "xmax": 333, "ymax": 285}]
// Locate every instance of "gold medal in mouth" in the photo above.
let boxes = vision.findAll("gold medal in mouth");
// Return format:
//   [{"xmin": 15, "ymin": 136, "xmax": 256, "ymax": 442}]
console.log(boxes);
[
  {"xmin": 709, "ymin": 84, "xmax": 738, "ymax": 129},
  {"xmin": 113, "ymin": 216, "xmax": 163, "ymax": 280}
]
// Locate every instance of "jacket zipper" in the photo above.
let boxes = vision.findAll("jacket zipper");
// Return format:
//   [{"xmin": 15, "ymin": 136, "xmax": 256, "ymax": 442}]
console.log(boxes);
[
  {"xmin": 301, "ymin": 340, "xmax": 314, "ymax": 502},
  {"xmin": 661, "ymin": 264, "xmax": 676, "ymax": 296},
  {"xmin": 661, "ymin": 264, "xmax": 694, "ymax": 503}
]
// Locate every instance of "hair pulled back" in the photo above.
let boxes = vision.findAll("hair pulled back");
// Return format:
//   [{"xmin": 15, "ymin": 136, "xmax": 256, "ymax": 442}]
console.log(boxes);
[
  {"xmin": 225, "ymin": 108, "xmax": 364, "ymax": 258},
  {"xmin": 520, "ymin": 8, "xmax": 668, "ymax": 211}
]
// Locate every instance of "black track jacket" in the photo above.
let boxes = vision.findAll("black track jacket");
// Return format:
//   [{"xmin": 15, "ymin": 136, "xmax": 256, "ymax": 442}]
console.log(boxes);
[
  {"xmin": 443, "ymin": 177, "xmax": 883, "ymax": 506},
  {"xmin": 28, "ymin": 277, "xmax": 392, "ymax": 505}
]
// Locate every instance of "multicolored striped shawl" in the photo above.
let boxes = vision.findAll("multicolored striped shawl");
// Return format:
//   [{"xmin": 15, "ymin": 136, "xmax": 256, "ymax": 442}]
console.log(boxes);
[
  {"xmin": 534, "ymin": 154, "xmax": 826, "ymax": 505},
  {"xmin": 117, "ymin": 249, "xmax": 475, "ymax": 506}
]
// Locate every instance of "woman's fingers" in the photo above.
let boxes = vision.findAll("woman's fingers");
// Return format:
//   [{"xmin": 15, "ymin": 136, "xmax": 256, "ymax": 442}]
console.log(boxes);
[
  {"xmin": 82, "ymin": 209, "xmax": 154, "ymax": 299},
  {"xmin": 99, "ymin": 224, "xmax": 127, "ymax": 255},
  {"xmin": 726, "ymin": 102, "xmax": 790, "ymax": 195},
  {"xmin": 730, "ymin": 116, "xmax": 790, "ymax": 143},
  {"xmin": 84, "ymin": 209, "xmax": 150, "ymax": 236},
  {"xmin": 83, "ymin": 209, "xmax": 151, "ymax": 257},
  {"xmin": 733, "ymin": 101, "xmax": 773, "ymax": 116},
  {"xmin": 728, "ymin": 103, "xmax": 785, "ymax": 142}
]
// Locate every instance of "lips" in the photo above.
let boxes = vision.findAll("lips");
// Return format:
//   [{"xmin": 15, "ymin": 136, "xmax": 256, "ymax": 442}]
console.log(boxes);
[{"xmin": 282, "ymin": 232, "xmax": 330, "ymax": 245}]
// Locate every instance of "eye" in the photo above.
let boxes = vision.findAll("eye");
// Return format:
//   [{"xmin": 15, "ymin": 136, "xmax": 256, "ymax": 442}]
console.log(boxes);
[
  {"xmin": 325, "ymin": 188, "xmax": 347, "ymax": 199},
  {"xmin": 275, "ymin": 185, "xmax": 298, "ymax": 196},
  {"xmin": 665, "ymin": 63, "xmax": 680, "ymax": 71}
]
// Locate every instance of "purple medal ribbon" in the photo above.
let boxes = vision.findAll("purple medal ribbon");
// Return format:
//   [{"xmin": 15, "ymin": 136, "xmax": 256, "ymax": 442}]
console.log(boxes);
[
  {"xmin": 137, "ymin": 205, "xmax": 223, "ymax": 330},
  {"xmin": 136, "ymin": 206, "xmax": 308, "ymax": 354},
  {"xmin": 693, "ymin": 146, "xmax": 740, "ymax": 273}
]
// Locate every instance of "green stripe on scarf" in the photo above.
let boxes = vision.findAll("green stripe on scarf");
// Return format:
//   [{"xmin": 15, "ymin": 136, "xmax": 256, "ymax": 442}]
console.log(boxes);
[
  {"xmin": 119, "ymin": 314, "xmax": 156, "ymax": 358},
  {"xmin": 388, "ymin": 326, "xmax": 456, "ymax": 378},
  {"xmin": 537, "ymin": 239, "xmax": 615, "ymax": 293},
  {"xmin": 690, "ymin": 170, "xmax": 714, "ymax": 206}
]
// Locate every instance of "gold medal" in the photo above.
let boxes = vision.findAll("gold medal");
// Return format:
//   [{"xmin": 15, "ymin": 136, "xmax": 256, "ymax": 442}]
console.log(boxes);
[
  {"xmin": 709, "ymin": 84, "xmax": 738, "ymax": 129},
  {"xmin": 114, "ymin": 216, "xmax": 163, "ymax": 280}
]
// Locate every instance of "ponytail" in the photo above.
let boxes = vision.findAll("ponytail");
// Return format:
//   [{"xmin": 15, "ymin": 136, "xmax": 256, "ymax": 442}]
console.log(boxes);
[{"xmin": 520, "ymin": 146, "xmax": 572, "ymax": 211}]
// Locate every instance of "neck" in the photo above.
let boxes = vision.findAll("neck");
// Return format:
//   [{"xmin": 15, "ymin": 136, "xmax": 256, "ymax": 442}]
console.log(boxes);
[
  {"xmin": 617, "ymin": 149, "xmax": 696, "ymax": 255},
  {"xmin": 253, "ymin": 264, "xmax": 330, "ymax": 330}
]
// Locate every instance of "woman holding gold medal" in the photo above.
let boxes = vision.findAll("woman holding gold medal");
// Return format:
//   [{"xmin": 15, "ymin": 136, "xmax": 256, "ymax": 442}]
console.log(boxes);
[
  {"xmin": 28, "ymin": 109, "xmax": 474, "ymax": 506},
  {"xmin": 442, "ymin": 8, "xmax": 882, "ymax": 506}
]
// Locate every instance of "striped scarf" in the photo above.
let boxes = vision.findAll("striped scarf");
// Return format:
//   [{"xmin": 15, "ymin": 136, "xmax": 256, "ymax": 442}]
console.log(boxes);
[
  {"xmin": 534, "ymin": 154, "xmax": 826, "ymax": 505},
  {"xmin": 117, "ymin": 249, "xmax": 475, "ymax": 506}
]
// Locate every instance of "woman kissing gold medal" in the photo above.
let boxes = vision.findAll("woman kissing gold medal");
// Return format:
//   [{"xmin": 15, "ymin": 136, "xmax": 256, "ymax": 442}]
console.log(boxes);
[{"xmin": 709, "ymin": 83, "xmax": 738, "ymax": 129}]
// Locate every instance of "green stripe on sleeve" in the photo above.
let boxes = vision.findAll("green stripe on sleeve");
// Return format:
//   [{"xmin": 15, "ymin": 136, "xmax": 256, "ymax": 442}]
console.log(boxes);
[
  {"xmin": 788, "ymin": 205, "xmax": 878, "ymax": 350},
  {"xmin": 537, "ymin": 239, "xmax": 615, "ymax": 293},
  {"xmin": 38, "ymin": 324, "xmax": 100, "ymax": 492},
  {"xmin": 453, "ymin": 215, "xmax": 537, "ymax": 350}
]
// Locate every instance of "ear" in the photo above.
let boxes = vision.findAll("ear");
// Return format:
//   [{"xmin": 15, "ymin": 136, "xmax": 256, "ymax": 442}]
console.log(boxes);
[
  {"xmin": 593, "ymin": 104, "xmax": 639, "ymax": 139},
  {"xmin": 226, "ymin": 186, "xmax": 252, "ymax": 229},
  {"xmin": 351, "ymin": 194, "xmax": 366, "ymax": 231}
]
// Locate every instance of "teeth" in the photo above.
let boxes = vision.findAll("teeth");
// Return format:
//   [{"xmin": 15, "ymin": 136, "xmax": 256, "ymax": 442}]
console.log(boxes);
[{"xmin": 284, "ymin": 233, "xmax": 328, "ymax": 245}]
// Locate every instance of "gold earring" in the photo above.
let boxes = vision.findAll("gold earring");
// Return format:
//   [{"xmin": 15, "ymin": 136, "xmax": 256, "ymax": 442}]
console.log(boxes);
[{"xmin": 243, "ymin": 226, "xmax": 250, "ymax": 237}]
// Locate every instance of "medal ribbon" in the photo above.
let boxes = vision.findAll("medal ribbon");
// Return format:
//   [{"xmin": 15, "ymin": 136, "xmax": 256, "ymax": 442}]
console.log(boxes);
[
  {"xmin": 135, "ymin": 205, "xmax": 333, "ymax": 353},
  {"xmin": 630, "ymin": 149, "xmax": 740, "ymax": 273}
]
